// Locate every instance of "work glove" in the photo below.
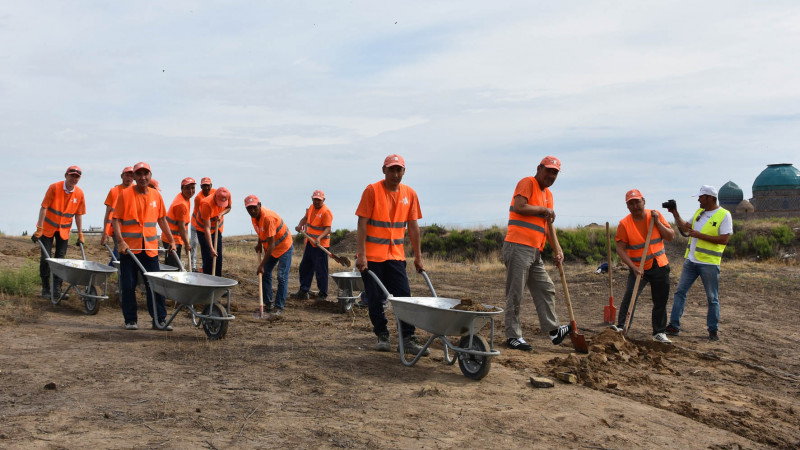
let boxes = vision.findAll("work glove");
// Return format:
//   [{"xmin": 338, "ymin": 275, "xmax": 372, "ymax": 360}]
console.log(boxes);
[
  {"xmin": 31, "ymin": 226, "xmax": 43, "ymax": 243},
  {"xmin": 76, "ymin": 232, "xmax": 85, "ymax": 247}
]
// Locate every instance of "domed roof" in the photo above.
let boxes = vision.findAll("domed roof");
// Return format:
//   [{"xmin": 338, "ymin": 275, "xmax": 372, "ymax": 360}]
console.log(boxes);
[
  {"xmin": 718, "ymin": 181, "xmax": 743, "ymax": 204},
  {"xmin": 752, "ymin": 163, "xmax": 800, "ymax": 192}
]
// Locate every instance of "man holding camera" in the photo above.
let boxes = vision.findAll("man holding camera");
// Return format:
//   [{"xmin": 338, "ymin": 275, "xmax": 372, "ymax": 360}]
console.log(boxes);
[{"xmin": 665, "ymin": 185, "xmax": 732, "ymax": 341}]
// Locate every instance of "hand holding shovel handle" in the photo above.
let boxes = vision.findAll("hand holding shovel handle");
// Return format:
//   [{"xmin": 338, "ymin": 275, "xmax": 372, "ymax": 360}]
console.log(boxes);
[
  {"xmin": 621, "ymin": 214, "xmax": 656, "ymax": 335},
  {"xmin": 299, "ymin": 230, "xmax": 351, "ymax": 267}
]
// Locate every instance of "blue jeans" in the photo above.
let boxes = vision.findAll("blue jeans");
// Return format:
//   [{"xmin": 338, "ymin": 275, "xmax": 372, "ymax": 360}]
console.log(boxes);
[
  {"xmin": 262, "ymin": 246, "xmax": 293, "ymax": 310},
  {"xmin": 360, "ymin": 260, "xmax": 415, "ymax": 338},
  {"xmin": 669, "ymin": 259, "xmax": 721, "ymax": 332},
  {"xmin": 119, "ymin": 252, "xmax": 166, "ymax": 325},
  {"xmin": 298, "ymin": 242, "xmax": 329, "ymax": 296},
  {"xmin": 197, "ymin": 231, "xmax": 223, "ymax": 275}
]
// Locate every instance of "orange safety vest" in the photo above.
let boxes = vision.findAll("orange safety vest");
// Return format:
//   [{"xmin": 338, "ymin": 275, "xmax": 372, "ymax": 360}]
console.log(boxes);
[
  {"xmin": 103, "ymin": 184, "xmax": 127, "ymax": 236},
  {"xmin": 164, "ymin": 193, "xmax": 190, "ymax": 245},
  {"xmin": 619, "ymin": 210, "xmax": 668, "ymax": 271},
  {"xmin": 115, "ymin": 187, "xmax": 165, "ymax": 257},
  {"xmin": 303, "ymin": 203, "xmax": 332, "ymax": 247},
  {"xmin": 251, "ymin": 207, "xmax": 293, "ymax": 258},
  {"xmin": 191, "ymin": 188, "xmax": 216, "ymax": 230},
  {"xmin": 41, "ymin": 181, "xmax": 86, "ymax": 240},
  {"xmin": 196, "ymin": 194, "xmax": 225, "ymax": 234},
  {"xmin": 505, "ymin": 176, "xmax": 552, "ymax": 251},
  {"xmin": 364, "ymin": 181, "xmax": 415, "ymax": 262}
]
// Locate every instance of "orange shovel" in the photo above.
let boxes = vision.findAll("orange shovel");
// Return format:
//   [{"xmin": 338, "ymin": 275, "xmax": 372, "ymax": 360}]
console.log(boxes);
[{"xmin": 603, "ymin": 222, "xmax": 617, "ymax": 324}]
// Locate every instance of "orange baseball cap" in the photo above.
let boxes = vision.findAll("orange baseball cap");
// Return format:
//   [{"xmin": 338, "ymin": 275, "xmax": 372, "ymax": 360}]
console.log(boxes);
[
  {"xmin": 149, "ymin": 179, "xmax": 161, "ymax": 191},
  {"xmin": 122, "ymin": 166, "xmax": 134, "ymax": 174},
  {"xmin": 312, "ymin": 190, "xmax": 325, "ymax": 200},
  {"xmin": 133, "ymin": 162, "xmax": 151, "ymax": 173},
  {"xmin": 181, "ymin": 177, "xmax": 196, "ymax": 187},
  {"xmin": 383, "ymin": 154, "xmax": 405, "ymax": 168},
  {"xmin": 625, "ymin": 189, "xmax": 643, "ymax": 202},
  {"xmin": 66, "ymin": 165, "xmax": 82, "ymax": 176},
  {"xmin": 244, "ymin": 194, "xmax": 259, "ymax": 207},
  {"xmin": 540, "ymin": 156, "xmax": 561, "ymax": 171},
  {"xmin": 200, "ymin": 177, "xmax": 212, "ymax": 185},
  {"xmin": 215, "ymin": 187, "xmax": 230, "ymax": 208}
]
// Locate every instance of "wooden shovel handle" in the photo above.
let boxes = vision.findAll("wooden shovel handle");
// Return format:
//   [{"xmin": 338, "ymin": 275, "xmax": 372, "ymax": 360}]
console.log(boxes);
[{"xmin": 622, "ymin": 213, "xmax": 656, "ymax": 334}]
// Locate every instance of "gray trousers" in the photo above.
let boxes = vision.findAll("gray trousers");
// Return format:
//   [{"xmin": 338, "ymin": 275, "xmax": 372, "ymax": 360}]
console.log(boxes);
[
  {"xmin": 502, "ymin": 241, "xmax": 559, "ymax": 339},
  {"xmin": 190, "ymin": 226, "xmax": 199, "ymax": 269}
]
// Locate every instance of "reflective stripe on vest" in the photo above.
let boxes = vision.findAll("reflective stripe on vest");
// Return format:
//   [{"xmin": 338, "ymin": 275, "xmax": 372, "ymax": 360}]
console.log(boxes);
[
  {"xmin": 165, "ymin": 193, "xmax": 189, "ymax": 245},
  {"xmin": 621, "ymin": 211, "xmax": 667, "ymax": 270},
  {"xmin": 304, "ymin": 204, "xmax": 332, "ymax": 247},
  {"xmin": 685, "ymin": 208, "xmax": 729, "ymax": 264},
  {"xmin": 42, "ymin": 181, "xmax": 84, "ymax": 240},
  {"xmin": 364, "ymin": 181, "xmax": 412, "ymax": 261},
  {"xmin": 505, "ymin": 177, "xmax": 550, "ymax": 251},
  {"xmin": 118, "ymin": 187, "xmax": 162, "ymax": 257}
]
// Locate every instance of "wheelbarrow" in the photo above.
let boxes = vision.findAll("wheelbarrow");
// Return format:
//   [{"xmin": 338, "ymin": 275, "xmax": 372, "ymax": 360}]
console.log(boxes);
[
  {"xmin": 126, "ymin": 248, "xmax": 237, "ymax": 340},
  {"xmin": 105, "ymin": 243, "xmax": 178, "ymax": 285},
  {"xmin": 37, "ymin": 240, "xmax": 117, "ymax": 315},
  {"xmin": 365, "ymin": 270, "xmax": 503, "ymax": 380},
  {"xmin": 331, "ymin": 270, "xmax": 364, "ymax": 313}
]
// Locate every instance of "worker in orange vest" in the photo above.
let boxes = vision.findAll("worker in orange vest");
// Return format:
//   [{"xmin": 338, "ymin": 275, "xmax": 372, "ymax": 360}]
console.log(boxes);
[
  {"xmin": 197, "ymin": 187, "xmax": 231, "ymax": 276},
  {"xmin": 246, "ymin": 195, "xmax": 294, "ymax": 316},
  {"xmin": 190, "ymin": 177, "xmax": 215, "ymax": 271},
  {"xmin": 112, "ymin": 162, "xmax": 175, "ymax": 331},
  {"xmin": 613, "ymin": 189, "xmax": 675, "ymax": 343},
  {"xmin": 292, "ymin": 189, "xmax": 333, "ymax": 301},
  {"xmin": 355, "ymin": 154, "xmax": 429, "ymax": 356},
  {"xmin": 163, "ymin": 177, "xmax": 196, "ymax": 268},
  {"xmin": 100, "ymin": 166, "xmax": 134, "ymax": 263},
  {"xmin": 503, "ymin": 156, "xmax": 571, "ymax": 351},
  {"xmin": 32, "ymin": 165, "xmax": 86, "ymax": 298}
]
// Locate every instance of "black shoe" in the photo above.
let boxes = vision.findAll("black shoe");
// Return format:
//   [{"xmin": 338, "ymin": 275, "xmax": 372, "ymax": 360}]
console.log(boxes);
[
  {"xmin": 316, "ymin": 293, "xmax": 328, "ymax": 301},
  {"xmin": 708, "ymin": 330, "xmax": 719, "ymax": 341},
  {"xmin": 550, "ymin": 324, "xmax": 573, "ymax": 345},
  {"xmin": 398, "ymin": 336, "xmax": 431, "ymax": 356},
  {"xmin": 291, "ymin": 290, "xmax": 309, "ymax": 300},
  {"xmin": 666, "ymin": 325, "xmax": 680, "ymax": 336},
  {"xmin": 41, "ymin": 288, "xmax": 51, "ymax": 298},
  {"xmin": 506, "ymin": 337, "xmax": 533, "ymax": 351}
]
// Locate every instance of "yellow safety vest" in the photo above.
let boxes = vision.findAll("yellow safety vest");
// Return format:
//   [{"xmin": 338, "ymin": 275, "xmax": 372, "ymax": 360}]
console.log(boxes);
[{"xmin": 685, "ymin": 207, "xmax": 729, "ymax": 265}]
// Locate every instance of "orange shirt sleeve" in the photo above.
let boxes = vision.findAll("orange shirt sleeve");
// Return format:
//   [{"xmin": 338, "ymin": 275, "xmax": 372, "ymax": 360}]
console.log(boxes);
[
  {"xmin": 407, "ymin": 188, "xmax": 422, "ymax": 221},
  {"xmin": 355, "ymin": 184, "xmax": 375, "ymax": 218},
  {"xmin": 616, "ymin": 219, "xmax": 629, "ymax": 243},
  {"xmin": 41, "ymin": 184, "xmax": 56, "ymax": 208}
]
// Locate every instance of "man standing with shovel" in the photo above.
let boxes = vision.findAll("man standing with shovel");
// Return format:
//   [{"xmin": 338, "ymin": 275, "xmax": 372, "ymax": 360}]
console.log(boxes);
[
  {"xmin": 612, "ymin": 189, "xmax": 675, "ymax": 343},
  {"xmin": 245, "ymin": 195, "xmax": 293, "ymax": 317},
  {"xmin": 292, "ymin": 189, "xmax": 333, "ymax": 301},
  {"xmin": 197, "ymin": 187, "xmax": 231, "ymax": 276},
  {"xmin": 163, "ymin": 177, "xmax": 196, "ymax": 269}
]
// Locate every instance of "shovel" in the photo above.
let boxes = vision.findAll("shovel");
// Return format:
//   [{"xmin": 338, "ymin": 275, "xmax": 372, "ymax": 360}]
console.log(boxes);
[
  {"xmin": 549, "ymin": 222, "xmax": 589, "ymax": 354},
  {"xmin": 299, "ymin": 230, "xmax": 351, "ymax": 267},
  {"xmin": 603, "ymin": 222, "xmax": 617, "ymax": 324},
  {"xmin": 253, "ymin": 251, "xmax": 269, "ymax": 319},
  {"xmin": 211, "ymin": 229, "xmax": 219, "ymax": 277},
  {"xmin": 621, "ymin": 214, "xmax": 655, "ymax": 335}
]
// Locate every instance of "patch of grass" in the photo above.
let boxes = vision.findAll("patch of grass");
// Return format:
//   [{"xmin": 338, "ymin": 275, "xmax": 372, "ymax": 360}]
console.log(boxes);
[{"xmin": 0, "ymin": 260, "xmax": 39, "ymax": 297}]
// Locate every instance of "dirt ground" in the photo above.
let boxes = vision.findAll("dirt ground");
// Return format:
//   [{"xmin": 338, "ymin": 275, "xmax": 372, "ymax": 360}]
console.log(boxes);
[{"xmin": 1, "ymin": 234, "xmax": 798, "ymax": 449}]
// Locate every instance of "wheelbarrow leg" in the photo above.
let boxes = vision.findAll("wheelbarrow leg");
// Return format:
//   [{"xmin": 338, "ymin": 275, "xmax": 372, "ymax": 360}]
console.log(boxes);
[{"xmin": 395, "ymin": 317, "xmax": 434, "ymax": 366}]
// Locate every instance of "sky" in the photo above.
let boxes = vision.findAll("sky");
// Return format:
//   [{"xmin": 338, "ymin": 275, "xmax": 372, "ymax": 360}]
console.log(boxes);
[{"xmin": 3, "ymin": 1, "xmax": 799, "ymax": 237}]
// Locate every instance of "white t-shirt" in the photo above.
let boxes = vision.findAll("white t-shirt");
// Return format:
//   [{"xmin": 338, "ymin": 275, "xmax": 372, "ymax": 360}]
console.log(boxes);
[{"xmin": 687, "ymin": 207, "xmax": 732, "ymax": 265}]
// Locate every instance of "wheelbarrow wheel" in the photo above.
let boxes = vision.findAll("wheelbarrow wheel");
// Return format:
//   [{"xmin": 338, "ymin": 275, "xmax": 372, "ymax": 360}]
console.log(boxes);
[
  {"xmin": 338, "ymin": 297, "xmax": 354, "ymax": 313},
  {"xmin": 83, "ymin": 285, "xmax": 99, "ymax": 315},
  {"xmin": 457, "ymin": 335, "xmax": 491, "ymax": 380},
  {"xmin": 202, "ymin": 303, "xmax": 229, "ymax": 340}
]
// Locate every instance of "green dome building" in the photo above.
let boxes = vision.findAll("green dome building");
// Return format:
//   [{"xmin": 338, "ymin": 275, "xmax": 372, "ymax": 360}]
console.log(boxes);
[
  {"xmin": 718, "ymin": 181, "xmax": 744, "ymax": 210},
  {"xmin": 749, "ymin": 163, "xmax": 800, "ymax": 214}
]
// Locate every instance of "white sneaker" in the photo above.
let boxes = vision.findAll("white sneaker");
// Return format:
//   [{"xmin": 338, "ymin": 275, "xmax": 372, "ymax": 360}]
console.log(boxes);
[
  {"xmin": 609, "ymin": 325, "xmax": 623, "ymax": 332},
  {"xmin": 125, "ymin": 322, "xmax": 138, "ymax": 330},
  {"xmin": 653, "ymin": 332, "xmax": 672, "ymax": 344}
]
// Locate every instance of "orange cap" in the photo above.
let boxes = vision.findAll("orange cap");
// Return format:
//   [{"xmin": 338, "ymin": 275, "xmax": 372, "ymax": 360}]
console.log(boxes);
[
  {"xmin": 244, "ymin": 194, "xmax": 259, "ymax": 207},
  {"xmin": 625, "ymin": 189, "xmax": 643, "ymax": 202},
  {"xmin": 133, "ymin": 162, "xmax": 151, "ymax": 173},
  {"xmin": 215, "ymin": 187, "xmax": 230, "ymax": 208},
  {"xmin": 66, "ymin": 165, "xmax": 82, "ymax": 176},
  {"xmin": 149, "ymin": 179, "xmax": 161, "ymax": 191},
  {"xmin": 122, "ymin": 166, "xmax": 134, "ymax": 174},
  {"xmin": 312, "ymin": 189, "xmax": 325, "ymax": 200},
  {"xmin": 181, "ymin": 177, "xmax": 196, "ymax": 187},
  {"xmin": 200, "ymin": 177, "xmax": 212, "ymax": 185},
  {"xmin": 383, "ymin": 154, "xmax": 405, "ymax": 168},
  {"xmin": 539, "ymin": 156, "xmax": 561, "ymax": 171}
]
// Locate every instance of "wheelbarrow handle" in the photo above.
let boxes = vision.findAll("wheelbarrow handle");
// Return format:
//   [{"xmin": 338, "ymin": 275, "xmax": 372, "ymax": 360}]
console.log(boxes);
[
  {"xmin": 363, "ymin": 270, "xmax": 391, "ymax": 299},
  {"xmin": 420, "ymin": 270, "xmax": 437, "ymax": 297},
  {"xmin": 78, "ymin": 241, "xmax": 86, "ymax": 261},
  {"xmin": 170, "ymin": 249, "xmax": 186, "ymax": 272},
  {"xmin": 104, "ymin": 243, "xmax": 119, "ymax": 263},
  {"xmin": 36, "ymin": 239, "xmax": 51, "ymax": 259}
]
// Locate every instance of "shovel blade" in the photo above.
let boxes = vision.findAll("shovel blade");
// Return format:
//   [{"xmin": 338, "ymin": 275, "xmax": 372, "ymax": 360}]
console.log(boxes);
[
  {"xmin": 604, "ymin": 302, "xmax": 616, "ymax": 324},
  {"xmin": 569, "ymin": 320, "xmax": 589, "ymax": 354}
]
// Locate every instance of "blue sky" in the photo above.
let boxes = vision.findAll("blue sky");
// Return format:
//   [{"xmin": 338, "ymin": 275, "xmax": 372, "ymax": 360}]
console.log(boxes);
[{"xmin": 3, "ymin": 1, "xmax": 798, "ymax": 237}]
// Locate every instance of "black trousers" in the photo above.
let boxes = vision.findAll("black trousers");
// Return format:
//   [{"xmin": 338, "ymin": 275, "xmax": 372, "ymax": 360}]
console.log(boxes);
[
  {"xmin": 616, "ymin": 260, "xmax": 670, "ymax": 335},
  {"xmin": 38, "ymin": 234, "xmax": 69, "ymax": 291}
]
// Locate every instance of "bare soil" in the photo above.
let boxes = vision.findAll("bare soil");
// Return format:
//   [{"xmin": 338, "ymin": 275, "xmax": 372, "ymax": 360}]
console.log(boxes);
[{"xmin": 1, "ymin": 234, "xmax": 798, "ymax": 449}]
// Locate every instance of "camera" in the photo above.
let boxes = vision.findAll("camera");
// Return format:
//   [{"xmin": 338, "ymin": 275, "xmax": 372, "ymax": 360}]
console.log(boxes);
[{"xmin": 662, "ymin": 199, "xmax": 677, "ymax": 210}]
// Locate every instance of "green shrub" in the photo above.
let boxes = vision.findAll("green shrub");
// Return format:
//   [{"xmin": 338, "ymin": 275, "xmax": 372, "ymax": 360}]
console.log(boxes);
[
  {"xmin": 772, "ymin": 225, "xmax": 794, "ymax": 246},
  {"xmin": 751, "ymin": 235, "xmax": 776, "ymax": 259},
  {"xmin": 0, "ymin": 261, "xmax": 39, "ymax": 297},
  {"xmin": 329, "ymin": 229, "xmax": 350, "ymax": 246}
]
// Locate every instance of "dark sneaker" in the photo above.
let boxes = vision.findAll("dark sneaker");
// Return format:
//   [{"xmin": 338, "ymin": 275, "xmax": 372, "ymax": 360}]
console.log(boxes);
[
  {"xmin": 506, "ymin": 337, "xmax": 533, "ymax": 351},
  {"xmin": 316, "ymin": 293, "xmax": 328, "ymax": 301},
  {"xmin": 375, "ymin": 333, "xmax": 390, "ymax": 352},
  {"xmin": 152, "ymin": 321, "xmax": 173, "ymax": 331},
  {"xmin": 41, "ymin": 288, "xmax": 51, "ymax": 298},
  {"xmin": 708, "ymin": 330, "xmax": 719, "ymax": 341},
  {"xmin": 291, "ymin": 290, "xmax": 309, "ymax": 300},
  {"xmin": 550, "ymin": 324, "xmax": 573, "ymax": 345},
  {"xmin": 399, "ymin": 336, "xmax": 431, "ymax": 356},
  {"xmin": 272, "ymin": 309, "xmax": 283, "ymax": 317},
  {"xmin": 666, "ymin": 325, "xmax": 680, "ymax": 336},
  {"xmin": 125, "ymin": 322, "xmax": 138, "ymax": 330}
]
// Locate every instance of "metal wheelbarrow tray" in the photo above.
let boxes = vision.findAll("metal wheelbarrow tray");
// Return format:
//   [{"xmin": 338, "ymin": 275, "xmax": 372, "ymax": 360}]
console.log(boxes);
[
  {"xmin": 127, "ymin": 251, "xmax": 237, "ymax": 340},
  {"xmin": 39, "ymin": 241, "xmax": 116, "ymax": 315},
  {"xmin": 366, "ymin": 270, "xmax": 503, "ymax": 380},
  {"xmin": 331, "ymin": 271, "xmax": 365, "ymax": 313}
]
